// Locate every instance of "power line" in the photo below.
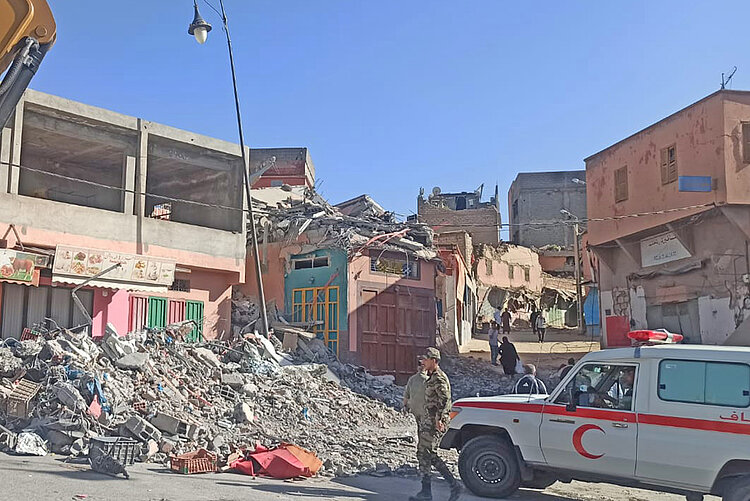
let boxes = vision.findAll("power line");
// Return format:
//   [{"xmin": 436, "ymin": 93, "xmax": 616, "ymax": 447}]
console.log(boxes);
[{"xmin": 1, "ymin": 161, "xmax": 716, "ymax": 230}]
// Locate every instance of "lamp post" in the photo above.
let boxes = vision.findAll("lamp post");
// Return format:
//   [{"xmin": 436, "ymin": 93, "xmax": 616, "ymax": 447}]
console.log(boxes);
[
  {"xmin": 560, "ymin": 209, "xmax": 585, "ymax": 335},
  {"xmin": 189, "ymin": 0, "xmax": 270, "ymax": 337}
]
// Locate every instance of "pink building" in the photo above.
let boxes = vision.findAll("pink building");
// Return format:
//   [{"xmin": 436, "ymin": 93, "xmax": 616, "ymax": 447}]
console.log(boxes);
[
  {"xmin": 0, "ymin": 90, "xmax": 246, "ymax": 340},
  {"xmin": 585, "ymin": 90, "xmax": 750, "ymax": 347}
]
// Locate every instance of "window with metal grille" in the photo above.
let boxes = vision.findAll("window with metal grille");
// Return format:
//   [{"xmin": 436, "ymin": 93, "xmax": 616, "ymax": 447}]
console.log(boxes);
[
  {"xmin": 660, "ymin": 145, "xmax": 677, "ymax": 185},
  {"xmin": 524, "ymin": 268, "xmax": 530, "ymax": 282},
  {"xmin": 614, "ymin": 166, "xmax": 628, "ymax": 202},
  {"xmin": 169, "ymin": 279, "xmax": 191, "ymax": 292},
  {"xmin": 508, "ymin": 265, "xmax": 514, "ymax": 279},
  {"xmin": 291, "ymin": 287, "xmax": 339, "ymax": 354},
  {"xmin": 485, "ymin": 259, "xmax": 493, "ymax": 275}
]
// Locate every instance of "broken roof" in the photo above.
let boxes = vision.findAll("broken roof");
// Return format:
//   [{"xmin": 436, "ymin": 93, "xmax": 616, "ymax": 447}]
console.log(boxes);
[{"xmin": 250, "ymin": 187, "xmax": 437, "ymax": 261}]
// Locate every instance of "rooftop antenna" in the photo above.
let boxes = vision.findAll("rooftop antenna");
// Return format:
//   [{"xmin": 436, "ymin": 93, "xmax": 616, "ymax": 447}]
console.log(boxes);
[{"xmin": 721, "ymin": 66, "xmax": 737, "ymax": 90}]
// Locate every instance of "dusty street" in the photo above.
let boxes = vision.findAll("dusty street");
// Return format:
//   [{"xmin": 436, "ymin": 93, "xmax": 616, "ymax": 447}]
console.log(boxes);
[
  {"xmin": 0, "ymin": 452, "xmax": 715, "ymax": 501},
  {"xmin": 463, "ymin": 329, "xmax": 600, "ymax": 375}
]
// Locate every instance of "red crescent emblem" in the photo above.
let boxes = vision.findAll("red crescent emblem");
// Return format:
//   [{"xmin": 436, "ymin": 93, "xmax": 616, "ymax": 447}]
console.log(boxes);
[{"xmin": 572, "ymin": 424, "xmax": 605, "ymax": 459}]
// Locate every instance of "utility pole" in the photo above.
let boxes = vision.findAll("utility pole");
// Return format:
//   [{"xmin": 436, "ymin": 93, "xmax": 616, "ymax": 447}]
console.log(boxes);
[
  {"xmin": 572, "ymin": 222, "xmax": 585, "ymax": 335},
  {"xmin": 189, "ymin": 0, "xmax": 270, "ymax": 337}
]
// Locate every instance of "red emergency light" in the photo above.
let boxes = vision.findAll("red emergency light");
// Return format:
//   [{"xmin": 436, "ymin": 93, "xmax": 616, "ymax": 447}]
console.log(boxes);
[{"xmin": 627, "ymin": 329, "xmax": 684, "ymax": 344}]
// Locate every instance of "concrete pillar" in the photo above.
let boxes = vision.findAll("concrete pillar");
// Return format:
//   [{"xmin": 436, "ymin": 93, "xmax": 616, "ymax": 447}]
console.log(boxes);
[
  {"xmin": 122, "ymin": 154, "xmax": 136, "ymax": 214},
  {"xmin": 0, "ymin": 127, "xmax": 10, "ymax": 193},
  {"xmin": 136, "ymin": 120, "xmax": 148, "ymax": 216},
  {"xmin": 242, "ymin": 145, "xmax": 249, "ymax": 231},
  {"xmin": 8, "ymin": 101, "xmax": 23, "ymax": 194}
]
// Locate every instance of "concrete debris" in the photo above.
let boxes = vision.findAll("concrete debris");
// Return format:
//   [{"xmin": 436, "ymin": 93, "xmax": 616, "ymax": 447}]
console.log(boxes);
[
  {"xmin": 15, "ymin": 432, "xmax": 48, "ymax": 456},
  {"xmin": 115, "ymin": 352, "xmax": 149, "ymax": 371},
  {"xmin": 0, "ymin": 320, "xmax": 436, "ymax": 478}
]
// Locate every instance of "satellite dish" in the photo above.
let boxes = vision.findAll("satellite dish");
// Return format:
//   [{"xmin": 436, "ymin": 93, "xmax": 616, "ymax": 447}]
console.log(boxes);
[{"xmin": 432, "ymin": 186, "xmax": 441, "ymax": 196}]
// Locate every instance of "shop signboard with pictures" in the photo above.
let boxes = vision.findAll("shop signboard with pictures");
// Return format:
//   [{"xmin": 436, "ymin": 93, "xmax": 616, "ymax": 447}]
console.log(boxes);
[
  {"xmin": 53, "ymin": 245, "xmax": 176, "ymax": 287},
  {"xmin": 0, "ymin": 249, "xmax": 43, "ymax": 283}
]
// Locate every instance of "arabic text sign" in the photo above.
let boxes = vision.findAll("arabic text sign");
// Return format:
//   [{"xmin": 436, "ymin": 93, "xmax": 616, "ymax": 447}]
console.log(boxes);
[
  {"xmin": 53, "ymin": 245, "xmax": 176, "ymax": 286},
  {"xmin": 640, "ymin": 231, "xmax": 691, "ymax": 268}
]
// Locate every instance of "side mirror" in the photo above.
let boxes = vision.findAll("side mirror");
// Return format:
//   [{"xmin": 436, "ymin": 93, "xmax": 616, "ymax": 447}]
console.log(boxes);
[{"xmin": 566, "ymin": 389, "xmax": 580, "ymax": 412}]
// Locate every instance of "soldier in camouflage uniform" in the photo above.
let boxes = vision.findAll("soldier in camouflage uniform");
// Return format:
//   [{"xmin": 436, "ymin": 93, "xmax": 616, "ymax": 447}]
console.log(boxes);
[{"xmin": 409, "ymin": 347, "xmax": 462, "ymax": 501}]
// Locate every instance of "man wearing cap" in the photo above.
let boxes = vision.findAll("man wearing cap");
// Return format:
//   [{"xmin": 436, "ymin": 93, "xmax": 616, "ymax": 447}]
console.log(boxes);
[{"xmin": 410, "ymin": 347, "xmax": 462, "ymax": 501}]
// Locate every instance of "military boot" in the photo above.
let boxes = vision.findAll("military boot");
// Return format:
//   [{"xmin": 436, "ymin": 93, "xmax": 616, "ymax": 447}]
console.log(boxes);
[
  {"xmin": 408, "ymin": 475, "xmax": 433, "ymax": 501},
  {"xmin": 435, "ymin": 462, "xmax": 462, "ymax": 501}
]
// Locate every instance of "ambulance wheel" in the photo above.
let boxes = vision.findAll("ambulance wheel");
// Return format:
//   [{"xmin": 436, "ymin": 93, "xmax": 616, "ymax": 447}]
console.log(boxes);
[
  {"xmin": 724, "ymin": 475, "xmax": 750, "ymax": 501},
  {"xmin": 458, "ymin": 435, "xmax": 521, "ymax": 498}
]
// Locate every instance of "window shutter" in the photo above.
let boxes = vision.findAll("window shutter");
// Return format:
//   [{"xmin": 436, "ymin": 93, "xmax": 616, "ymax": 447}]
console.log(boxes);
[
  {"xmin": 660, "ymin": 148, "xmax": 669, "ymax": 185},
  {"xmin": 743, "ymin": 123, "xmax": 750, "ymax": 164},
  {"xmin": 614, "ymin": 166, "xmax": 628, "ymax": 202},
  {"xmin": 668, "ymin": 146, "xmax": 678, "ymax": 183}
]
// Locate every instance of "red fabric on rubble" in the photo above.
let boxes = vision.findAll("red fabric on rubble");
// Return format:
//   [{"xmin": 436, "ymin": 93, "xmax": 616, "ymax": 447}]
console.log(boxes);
[{"xmin": 231, "ymin": 443, "xmax": 322, "ymax": 479}]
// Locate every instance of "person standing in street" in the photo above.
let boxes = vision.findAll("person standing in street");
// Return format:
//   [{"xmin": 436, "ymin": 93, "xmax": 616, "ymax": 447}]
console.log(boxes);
[
  {"xmin": 493, "ymin": 306, "xmax": 503, "ymax": 326},
  {"xmin": 560, "ymin": 357, "xmax": 576, "ymax": 379},
  {"xmin": 535, "ymin": 312, "xmax": 546, "ymax": 343},
  {"xmin": 499, "ymin": 336, "xmax": 520, "ymax": 375},
  {"xmin": 410, "ymin": 347, "xmax": 462, "ymax": 501},
  {"xmin": 530, "ymin": 307, "xmax": 539, "ymax": 339},
  {"xmin": 403, "ymin": 358, "xmax": 428, "ymax": 428},
  {"xmin": 513, "ymin": 364, "xmax": 548, "ymax": 395},
  {"xmin": 500, "ymin": 308, "xmax": 512, "ymax": 335},
  {"xmin": 488, "ymin": 321, "xmax": 500, "ymax": 366}
]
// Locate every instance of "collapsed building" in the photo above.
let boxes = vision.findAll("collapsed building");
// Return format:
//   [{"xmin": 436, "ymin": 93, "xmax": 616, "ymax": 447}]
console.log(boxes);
[
  {"xmin": 239, "ymin": 187, "xmax": 442, "ymax": 382},
  {"xmin": 473, "ymin": 242, "xmax": 578, "ymax": 330}
]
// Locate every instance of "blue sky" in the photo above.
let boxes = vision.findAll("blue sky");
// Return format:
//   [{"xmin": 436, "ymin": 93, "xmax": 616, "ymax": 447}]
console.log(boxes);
[{"xmin": 31, "ymin": 1, "xmax": 750, "ymax": 238}]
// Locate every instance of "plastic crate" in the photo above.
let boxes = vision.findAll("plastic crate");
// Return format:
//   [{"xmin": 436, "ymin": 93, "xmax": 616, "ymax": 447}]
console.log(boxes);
[
  {"xmin": 169, "ymin": 448, "xmax": 218, "ymax": 474},
  {"xmin": 5, "ymin": 379, "xmax": 41, "ymax": 418},
  {"xmin": 89, "ymin": 436, "xmax": 139, "ymax": 466},
  {"xmin": 20, "ymin": 328, "xmax": 40, "ymax": 341}
]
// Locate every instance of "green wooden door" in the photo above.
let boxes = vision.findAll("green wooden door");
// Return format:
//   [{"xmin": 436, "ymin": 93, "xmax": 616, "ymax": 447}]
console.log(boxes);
[
  {"xmin": 185, "ymin": 300, "xmax": 204, "ymax": 342},
  {"xmin": 147, "ymin": 297, "xmax": 167, "ymax": 329}
]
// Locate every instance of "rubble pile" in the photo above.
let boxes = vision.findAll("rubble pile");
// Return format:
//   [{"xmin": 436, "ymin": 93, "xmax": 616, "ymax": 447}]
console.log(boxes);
[
  {"xmin": 0, "ymin": 324, "xmax": 421, "ymax": 478},
  {"xmin": 291, "ymin": 334, "xmax": 404, "ymax": 409},
  {"xmin": 441, "ymin": 355, "xmax": 555, "ymax": 400}
]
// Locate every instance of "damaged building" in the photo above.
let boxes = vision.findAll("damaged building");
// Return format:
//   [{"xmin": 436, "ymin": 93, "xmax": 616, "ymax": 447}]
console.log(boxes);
[
  {"xmin": 473, "ymin": 242, "xmax": 577, "ymax": 330},
  {"xmin": 239, "ymin": 189, "xmax": 440, "ymax": 382},
  {"xmin": 0, "ymin": 90, "xmax": 246, "ymax": 340},
  {"xmin": 414, "ymin": 184, "xmax": 502, "ymax": 244},
  {"xmin": 586, "ymin": 89, "xmax": 750, "ymax": 347}
]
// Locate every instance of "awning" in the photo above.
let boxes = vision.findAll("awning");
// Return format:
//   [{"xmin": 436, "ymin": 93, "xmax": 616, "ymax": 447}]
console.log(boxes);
[{"xmin": 52, "ymin": 274, "xmax": 168, "ymax": 293}]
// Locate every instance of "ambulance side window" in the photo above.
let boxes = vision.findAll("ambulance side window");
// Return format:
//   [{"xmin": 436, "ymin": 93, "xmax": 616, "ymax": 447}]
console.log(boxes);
[{"xmin": 658, "ymin": 360, "xmax": 750, "ymax": 408}]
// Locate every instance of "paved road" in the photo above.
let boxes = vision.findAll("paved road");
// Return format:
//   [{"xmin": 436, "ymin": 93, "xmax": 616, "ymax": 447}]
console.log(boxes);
[{"xmin": 0, "ymin": 452, "xmax": 707, "ymax": 501}]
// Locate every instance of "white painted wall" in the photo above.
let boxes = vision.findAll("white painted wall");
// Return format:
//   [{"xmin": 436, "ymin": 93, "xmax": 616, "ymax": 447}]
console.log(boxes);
[
  {"xmin": 698, "ymin": 296, "xmax": 735, "ymax": 344},
  {"xmin": 630, "ymin": 286, "xmax": 648, "ymax": 329},
  {"xmin": 600, "ymin": 290, "xmax": 614, "ymax": 342}
]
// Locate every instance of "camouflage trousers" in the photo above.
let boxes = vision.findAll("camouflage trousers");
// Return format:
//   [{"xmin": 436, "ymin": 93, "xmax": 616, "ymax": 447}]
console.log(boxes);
[{"xmin": 416, "ymin": 422, "xmax": 449, "ymax": 476}]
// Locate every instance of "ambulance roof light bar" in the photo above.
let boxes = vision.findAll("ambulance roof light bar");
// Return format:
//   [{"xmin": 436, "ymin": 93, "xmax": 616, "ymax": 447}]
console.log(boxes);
[{"xmin": 628, "ymin": 329, "xmax": 684, "ymax": 345}]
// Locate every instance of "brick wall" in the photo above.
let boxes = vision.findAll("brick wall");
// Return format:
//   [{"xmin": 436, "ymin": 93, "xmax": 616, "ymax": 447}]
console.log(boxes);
[
  {"xmin": 508, "ymin": 171, "xmax": 586, "ymax": 248},
  {"xmin": 435, "ymin": 231, "xmax": 473, "ymax": 265},
  {"xmin": 418, "ymin": 198, "xmax": 500, "ymax": 244}
]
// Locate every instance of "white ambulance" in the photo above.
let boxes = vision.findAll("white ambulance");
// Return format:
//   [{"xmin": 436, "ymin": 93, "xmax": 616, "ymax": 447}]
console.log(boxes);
[{"xmin": 441, "ymin": 331, "xmax": 750, "ymax": 501}]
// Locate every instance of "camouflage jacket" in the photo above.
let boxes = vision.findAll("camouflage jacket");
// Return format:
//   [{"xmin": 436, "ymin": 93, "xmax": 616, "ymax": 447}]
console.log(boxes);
[{"xmin": 422, "ymin": 367, "xmax": 452, "ymax": 428}]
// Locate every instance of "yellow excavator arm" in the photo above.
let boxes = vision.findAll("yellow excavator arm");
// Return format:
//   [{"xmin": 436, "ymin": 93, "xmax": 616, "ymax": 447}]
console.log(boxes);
[{"xmin": 0, "ymin": 0, "xmax": 56, "ymax": 127}]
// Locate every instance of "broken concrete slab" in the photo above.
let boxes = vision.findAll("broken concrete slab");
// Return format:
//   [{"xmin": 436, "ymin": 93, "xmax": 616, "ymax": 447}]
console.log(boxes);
[{"xmin": 115, "ymin": 352, "xmax": 149, "ymax": 371}]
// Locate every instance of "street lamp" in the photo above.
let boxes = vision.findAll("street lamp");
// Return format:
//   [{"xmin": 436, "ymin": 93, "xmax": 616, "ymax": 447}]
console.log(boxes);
[
  {"xmin": 560, "ymin": 209, "xmax": 585, "ymax": 335},
  {"xmin": 188, "ymin": 1, "xmax": 212, "ymax": 44},
  {"xmin": 188, "ymin": 0, "xmax": 270, "ymax": 337}
]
